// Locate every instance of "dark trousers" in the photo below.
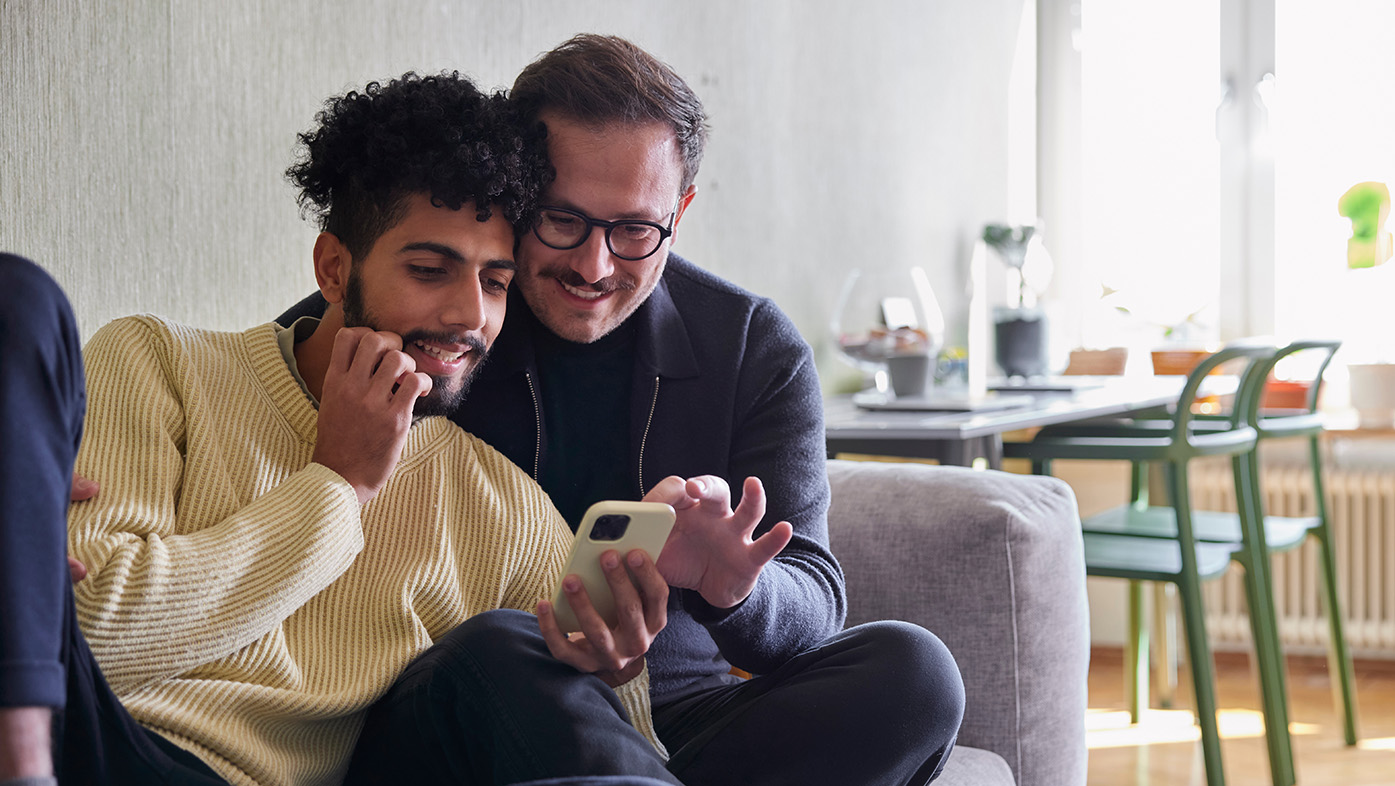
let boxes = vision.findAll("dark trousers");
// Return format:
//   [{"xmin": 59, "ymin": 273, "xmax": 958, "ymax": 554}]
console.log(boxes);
[
  {"xmin": 348, "ymin": 611, "xmax": 964, "ymax": 786},
  {"xmin": 346, "ymin": 609, "xmax": 681, "ymax": 786},
  {"xmin": 0, "ymin": 254, "xmax": 227, "ymax": 785},
  {"xmin": 655, "ymin": 621, "xmax": 964, "ymax": 786}
]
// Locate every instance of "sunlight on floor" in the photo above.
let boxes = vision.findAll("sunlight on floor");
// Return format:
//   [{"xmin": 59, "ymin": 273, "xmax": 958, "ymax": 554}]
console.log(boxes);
[
  {"xmin": 1355, "ymin": 736, "xmax": 1395, "ymax": 751},
  {"xmin": 1086, "ymin": 707, "xmax": 1322, "ymax": 750}
]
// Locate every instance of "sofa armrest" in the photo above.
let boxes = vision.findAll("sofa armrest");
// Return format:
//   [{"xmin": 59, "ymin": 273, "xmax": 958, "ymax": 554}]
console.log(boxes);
[{"xmin": 826, "ymin": 459, "xmax": 1088, "ymax": 786}]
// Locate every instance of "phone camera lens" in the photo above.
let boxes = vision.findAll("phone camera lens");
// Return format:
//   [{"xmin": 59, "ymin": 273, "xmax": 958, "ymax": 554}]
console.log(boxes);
[{"xmin": 590, "ymin": 514, "xmax": 631, "ymax": 541}]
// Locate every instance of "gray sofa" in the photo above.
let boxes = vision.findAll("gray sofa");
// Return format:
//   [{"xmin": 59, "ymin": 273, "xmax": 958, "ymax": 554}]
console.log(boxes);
[{"xmin": 826, "ymin": 459, "xmax": 1089, "ymax": 786}]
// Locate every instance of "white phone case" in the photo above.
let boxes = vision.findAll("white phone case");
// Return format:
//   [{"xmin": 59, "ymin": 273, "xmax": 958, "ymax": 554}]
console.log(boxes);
[{"xmin": 550, "ymin": 500, "xmax": 676, "ymax": 633}]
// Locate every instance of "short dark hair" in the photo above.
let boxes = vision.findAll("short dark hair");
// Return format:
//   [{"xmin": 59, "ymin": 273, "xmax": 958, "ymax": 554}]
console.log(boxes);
[
  {"xmin": 287, "ymin": 71, "xmax": 551, "ymax": 260},
  {"xmin": 511, "ymin": 34, "xmax": 708, "ymax": 193}
]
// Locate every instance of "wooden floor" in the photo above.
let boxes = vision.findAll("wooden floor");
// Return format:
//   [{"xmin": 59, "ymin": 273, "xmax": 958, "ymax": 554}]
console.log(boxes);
[{"xmin": 1087, "ymin": 647, "xmax": 1395, "ymax": 785}]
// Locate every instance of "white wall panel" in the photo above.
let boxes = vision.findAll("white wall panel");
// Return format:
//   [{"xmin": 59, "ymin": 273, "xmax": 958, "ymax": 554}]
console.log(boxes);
[{"xmin": 2, "ymin": 0, "xmax": 1026, "ymax": 392}]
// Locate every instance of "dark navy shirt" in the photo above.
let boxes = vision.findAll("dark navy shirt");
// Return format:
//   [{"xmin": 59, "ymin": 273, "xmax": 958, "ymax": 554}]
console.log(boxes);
[{"xmin": 534, "ymin": 318, "xmax": 636, "ymax": 531}]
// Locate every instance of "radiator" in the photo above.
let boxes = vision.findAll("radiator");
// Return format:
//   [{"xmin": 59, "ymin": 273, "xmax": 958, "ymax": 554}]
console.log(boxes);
[{"xmin": 1192, "ymin": 461, "xmax": 1395, "ymax": 657}]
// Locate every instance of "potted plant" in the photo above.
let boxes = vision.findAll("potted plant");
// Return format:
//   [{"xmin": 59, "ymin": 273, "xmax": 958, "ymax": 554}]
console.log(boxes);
[
  {"xmin": 983, "ymin": 222, "xmax": 1052, "ymax": 379},
  {"xmin": 1096, "ymin": 284, "xmax": 1213, "ymax": 375}
]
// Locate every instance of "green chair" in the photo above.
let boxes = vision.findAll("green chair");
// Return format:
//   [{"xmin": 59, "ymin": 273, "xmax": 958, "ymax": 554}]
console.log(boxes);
[
  {"xmin": 1003, "ymin": 343, "xmax": 1286, "ymax": 786},
  {"xmin": 1239, "ymin": 340, "xmax": 1358, "ymax": 747},
  {"xmin": 1034, "ymin": 340, "xmax": 1358, "ymax": 750}
]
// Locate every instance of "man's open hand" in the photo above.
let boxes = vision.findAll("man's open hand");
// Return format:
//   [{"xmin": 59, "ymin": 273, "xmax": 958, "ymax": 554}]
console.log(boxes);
[
  {"xmin": 648, "ymin": 475, "xmax": 793, "ymax": 610},
  {"xmin": 312, "ymin": 328, "xmax": 430, "ymax": 505}
]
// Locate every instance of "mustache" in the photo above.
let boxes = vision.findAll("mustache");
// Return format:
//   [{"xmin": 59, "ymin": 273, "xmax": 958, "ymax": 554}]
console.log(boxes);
[{"xmin": 545, "ymin": 268, "xmax": 637, "ymax": 294}]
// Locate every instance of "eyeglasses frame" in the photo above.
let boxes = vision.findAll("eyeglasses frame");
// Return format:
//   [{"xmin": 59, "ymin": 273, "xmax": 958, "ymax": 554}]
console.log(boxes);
[{"xmin": 531, "ymin": 203, "xmax": 679, "ymax": 261}]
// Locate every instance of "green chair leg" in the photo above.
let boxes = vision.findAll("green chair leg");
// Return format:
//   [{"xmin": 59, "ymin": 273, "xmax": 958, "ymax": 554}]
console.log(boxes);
[
  {"xmin": 1126, "ymin": 579, "xmax": 1149, "ymax": 723},
  {"xmin": 1309, "ymin": 435, "xmax": 1360, "ymax": 746},
  {"xmin": 1177, "ymin": 564, "xmax": 1226, "ymax": 786},
  {"xmin": 1169, "ymin": 462, "xmax": 1227, "ymax": 786},
  {"xmin": 1151, "ymin": 581, "xmax": 1179, "ymax": 709},
  {"xmin": 1317, "ymin": 528, "xmax": 1359, "ymax": 746},
  {"xmin": 1128, "ymin": 460, "xmax": 1174, "ymax": 715},
  {"xmin": 1237, "ymin": 450, "xmax": 1296, "ymax": 786},
  {"xmin": 1131, "ymin": 460, "xmax": 1150, "ymax": 508}
]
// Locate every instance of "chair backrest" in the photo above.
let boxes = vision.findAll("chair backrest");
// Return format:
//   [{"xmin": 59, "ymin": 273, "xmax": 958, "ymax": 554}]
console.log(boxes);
[
  {"xmin": 1169, "ymin": 343, "xmax": 1277, "ymax": 444},
  {"xmin": 1240, "ymin": 339, "xmax": 1341, "ymax": 437},
  {"xmin": 1270, "ymin": 339, "xmax": 1341, "ymax": 411}
]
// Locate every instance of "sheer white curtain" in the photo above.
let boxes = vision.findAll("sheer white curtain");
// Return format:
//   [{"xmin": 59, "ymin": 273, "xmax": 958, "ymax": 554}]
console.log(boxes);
[
  {"xmin": 1273, "ymin": 0, "xmax": 1395, "ymax": 365},
  {"xmin": 1040, "ymin": 0, "xmax": 1395, "ymax": 377}
]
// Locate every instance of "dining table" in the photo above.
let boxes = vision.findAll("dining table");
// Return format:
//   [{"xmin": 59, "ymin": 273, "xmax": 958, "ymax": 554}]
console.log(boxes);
[{"xmin": 823, "ymin": 375, "xmax": 1216, "ymax": 468}]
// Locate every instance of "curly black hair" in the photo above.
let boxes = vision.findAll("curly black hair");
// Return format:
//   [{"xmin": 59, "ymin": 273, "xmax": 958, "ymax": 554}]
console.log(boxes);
[{"xmin": 286, "ymin": 71, "xmax": 551, "ymax": 260}]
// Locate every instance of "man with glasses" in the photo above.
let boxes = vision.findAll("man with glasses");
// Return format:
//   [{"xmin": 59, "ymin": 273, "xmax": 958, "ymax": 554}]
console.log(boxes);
[{"xmin": 282, "ymin": 35, "xmax": 964, "ymax": 786}]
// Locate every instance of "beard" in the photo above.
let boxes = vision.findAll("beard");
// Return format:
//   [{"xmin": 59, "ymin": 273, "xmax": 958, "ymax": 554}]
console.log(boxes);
[{"xmin": 342, "ymin": 269, "xmax": 488, "ymax": 420}]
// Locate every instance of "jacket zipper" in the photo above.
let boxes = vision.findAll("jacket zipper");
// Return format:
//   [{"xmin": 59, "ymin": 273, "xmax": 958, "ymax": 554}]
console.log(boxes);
[
  {"xmin": 638, "ymin": 375, "xmax": 659, "ymax": 496},
  {"xmin": 525, "ymin": 370, "xmax": 542, "ymax": 480}
]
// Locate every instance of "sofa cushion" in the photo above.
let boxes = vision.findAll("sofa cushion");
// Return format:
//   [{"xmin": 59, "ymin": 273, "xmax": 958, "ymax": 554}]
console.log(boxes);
[
  {"xmin": 826, "ymin": 459, "xmax": 1089, "ymax": 786},
  {"xmin": 935, "ymin": 745, "xmax": 1016, "ymax": 786}
]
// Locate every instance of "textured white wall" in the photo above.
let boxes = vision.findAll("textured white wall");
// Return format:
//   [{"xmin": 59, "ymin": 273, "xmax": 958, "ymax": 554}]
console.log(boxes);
[{"xmin": 1, "ymin": 0, "xmax": 1026, "ymax": 389}]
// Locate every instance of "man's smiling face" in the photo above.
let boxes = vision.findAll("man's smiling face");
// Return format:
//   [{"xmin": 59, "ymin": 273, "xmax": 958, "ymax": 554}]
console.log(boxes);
[
  {"xmin": 515, "ymin": 111, "xmax": 696, "ymax": 344},
  {"xmin": 339, "ymin": 192, "xmax": 517, "ymax": 416}
]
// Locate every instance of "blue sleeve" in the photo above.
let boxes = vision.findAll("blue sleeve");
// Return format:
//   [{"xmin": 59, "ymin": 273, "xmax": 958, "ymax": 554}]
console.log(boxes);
[{"xmin": 0, "ymin": 254, "xmax": 86, "ymax": 708}]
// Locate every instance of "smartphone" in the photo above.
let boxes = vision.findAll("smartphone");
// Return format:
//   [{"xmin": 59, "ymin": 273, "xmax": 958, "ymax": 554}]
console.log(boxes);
[{"xmin": 550, "ymin": 500, "xmax": 677, "ymax": 633}]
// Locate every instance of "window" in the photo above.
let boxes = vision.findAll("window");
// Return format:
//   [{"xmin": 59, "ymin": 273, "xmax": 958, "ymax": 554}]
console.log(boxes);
[
  {"xmin": 1041, "ymin": 0, "xmax": 1395, "ymax": 374},
  {"xmin": 1273, "ymin": 0, "xmax": 1395, "ymax": 363}
]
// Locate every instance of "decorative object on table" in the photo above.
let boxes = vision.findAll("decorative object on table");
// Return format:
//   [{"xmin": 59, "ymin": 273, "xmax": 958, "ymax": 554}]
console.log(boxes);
[
  {"xmin": 831, "ymin": 266, "xmax": 945, "ymax": 397},
  {"xmin": 1150, "ymin": 347, "xmax": 1216, "ymax": 376},
  {"xmin": 982, "ymin": 222, "xmax": 1053, "ymax": 380},
  {"xmin": 935, "ymin": 346, "xmax": 969, "ymax": 388},
  {"xmin": 1347, "ymin": 362, "xmax": 1395, "ymax": 428},
  {"xmin": 885, "ymin": 353, "xmax": 931, "ymax": 397}
]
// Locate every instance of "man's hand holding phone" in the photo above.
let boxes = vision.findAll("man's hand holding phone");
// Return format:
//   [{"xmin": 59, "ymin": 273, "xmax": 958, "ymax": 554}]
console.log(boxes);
[{"xmin": 536, "ymin": 501, "xmax": 673, "ymax": 687}]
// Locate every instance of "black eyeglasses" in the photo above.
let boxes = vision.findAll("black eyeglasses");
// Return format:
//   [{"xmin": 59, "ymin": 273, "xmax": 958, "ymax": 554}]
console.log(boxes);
[{"xmin": 531, "ymin": 205, "xmax": 676, "ymax": 261}]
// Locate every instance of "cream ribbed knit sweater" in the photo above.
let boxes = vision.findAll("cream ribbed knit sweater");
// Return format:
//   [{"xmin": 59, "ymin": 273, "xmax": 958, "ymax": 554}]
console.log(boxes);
[{"xmin": 67, "ymin": 315, "xmax": 659, "ymax": 786}]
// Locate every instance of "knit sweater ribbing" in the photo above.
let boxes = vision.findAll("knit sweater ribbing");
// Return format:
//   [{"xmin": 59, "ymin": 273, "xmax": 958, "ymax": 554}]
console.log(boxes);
[{"xmin": 67, "ymin": 316, "xmax": 657, "ymax": 785}]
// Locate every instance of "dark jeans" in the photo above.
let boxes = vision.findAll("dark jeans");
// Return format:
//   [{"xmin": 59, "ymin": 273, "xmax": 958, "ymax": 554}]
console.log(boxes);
[
  {"xmin": 346, "ymin": 609, "xmax": 682, "ymax": 785},
  {"xmin": 348, "ymin": 611, "xmax": 964, "ymax": 786},
  {"xmin": 655, "ymin": 621, "xmax": 964, "ymax": 786},
  {"xmin": 0, "ymin": 254, "xmax": 226, "ymax": 785}
]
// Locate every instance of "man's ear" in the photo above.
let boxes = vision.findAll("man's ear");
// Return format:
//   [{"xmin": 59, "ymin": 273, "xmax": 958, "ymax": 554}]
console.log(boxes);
[
  {"xmin": 312, "ymin": 232, "xmax": 353, "ymax": 305},
  {"xmin": 668, "ymin": 184, "xmax": 698, "ymax": 243}
]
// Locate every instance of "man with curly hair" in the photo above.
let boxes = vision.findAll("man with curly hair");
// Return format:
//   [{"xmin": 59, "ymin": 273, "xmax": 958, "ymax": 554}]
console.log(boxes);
[
  {"xmin": 1, "ymin": 71, "xmax": 724, "ymax": 786},
  {"xmin": 285, "ymin": 36, "xmax": 966, "ymax": 786}
]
